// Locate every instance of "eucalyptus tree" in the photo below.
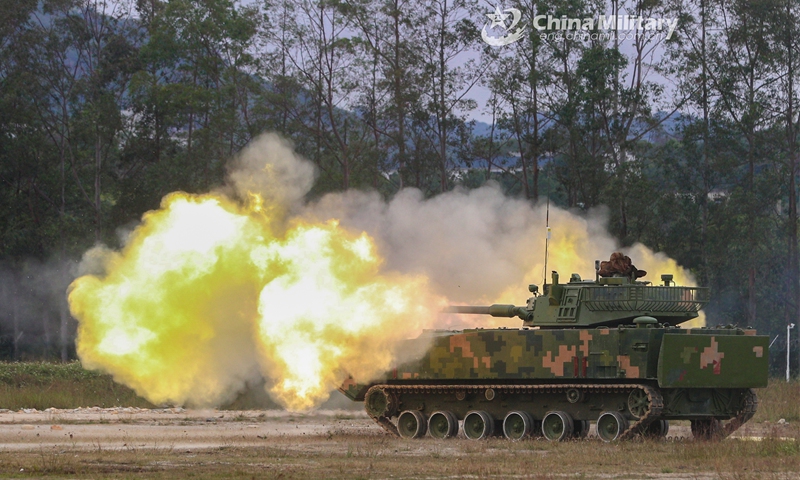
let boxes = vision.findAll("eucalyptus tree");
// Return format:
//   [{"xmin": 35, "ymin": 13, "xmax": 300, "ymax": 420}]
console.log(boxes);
[
  {"xmin": 508, "ymin": 0, "xmax": 553, "ymax": 201},
  {"xmin": 341, "ymin": 0, "xmax": 426, "ymax": 190},
  {"xmin": 664, "ymin": 0, "xmax": 788, "ymax": 329},
  {"xmin": 662, "ymin": 0, "xmax": 726, "ymax": 285},
  {"xmin": 0, "ymin": 0, "xmax": 51, "ymax": 257},
  {"xmin": 14, "ymin": 0, "xmax": 137, "ymax": 246},
  {"xmin": 769, "ymin": 0, "xmax": 800, "ymax": 336},
  {"xmin": 274, "ymin": 0, "xmax": 378, "ymax": 190},
  {"xmin": 572, "ymin": 0, "xmax": 675, "ymax": 239},
  {"xmin": 704, "ymin": 0, "xmax": 782, "ymax": 326},
  {"xmin": 154, "ymin": 0, "xmax": 260, "ymax": 189},
  {"xmin": 345, "ymin": 9, "xmax": 396, "ymax": 190},
  {"xmin": 257, "ymin": 0, "xmax": 308, "ymax": 139},
  {"xmin": 536, "ymin": 0, "xmax": 604, "ymax": 208},
  {"xmin": 64, "ymin": 0, "xmax": 139, "ymax": 242},
  {"xmin": 464, "ymin": 90, "xmax": 511, "ymax": 187},
  {"xmin": 0, "ymin": 0, "xmax": 57, "ymax": 359},
  {"xmin": 481, "ymin": 0, "xmax": 555, "ymax": 201},
  {"xmin": 1, "ymin": 0, "xmax": 139, "ymax": 359},
  {"xmin": 415, "ymin": 0, "xmax": 483, "ymax": 193},
  {"xmin": 771, "ymin": 0, "xmax": 800, "ymax": 334},
  {"xmin": 129, "ymin": 0, "xmax": 176, "ymax": 166}
]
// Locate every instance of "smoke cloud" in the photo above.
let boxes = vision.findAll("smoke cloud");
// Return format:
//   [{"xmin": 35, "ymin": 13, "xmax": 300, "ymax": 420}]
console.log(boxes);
[
  {"xmin": 69, "ymin": 133, "xmax": 701, "ymax": 411},
  {"xmin": 304, "ymin": 184, "xmax": 700, "ymax": 325},
  {"xmin": 225, "ymin": 133, "xmax": 316, "ymax": 211}
]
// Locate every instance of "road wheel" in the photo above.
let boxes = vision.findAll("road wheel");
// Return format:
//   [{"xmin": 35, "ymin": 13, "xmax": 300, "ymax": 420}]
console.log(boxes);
[
  {"xmin": 463, "ymin": 410, "xmax": 495, "ymax": 440},
  {"xmin": 428, "ymin": 411, "xmax": 458, "ymax": 439},
  {"xmin": 502, "ymin": 411, "xmax": 534, "ymax": 441},
  {"xmin": 640, "ymin": 419, "xmax": 669, "ymax": 439},
  {"xmin": 541, "ymin": 411, "xmax": 574, "ymax": 442},
  {"xmin": 397, "ymin": 410, "xmax": 426, "ymax": 439},
  {"xmin": 691, "ymin": 418, "xmax": 723, "ymax": 441},
  {"xmin": 597, "ymin": 411, "xmax": 629, "ymax": 442}
]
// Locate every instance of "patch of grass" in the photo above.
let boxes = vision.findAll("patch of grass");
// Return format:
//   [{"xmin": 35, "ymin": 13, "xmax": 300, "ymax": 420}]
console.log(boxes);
[
  {"xmin": 753, "ymin": 380, "xmax": 800, "ymax": 423},
  {"xmin": 333, "ymin": 413, "xmax": 357, "ymax": 420},
  {"xmin": 0, "ymin": 362, "xmax": 154, "ymax": 410},
  {"xmin": 0, "ymin": 362, "xmax": 283, "ymax": 410},
  {"xmin": 0, "ymin": 433, "xmax": 793, "ymax": 479}
]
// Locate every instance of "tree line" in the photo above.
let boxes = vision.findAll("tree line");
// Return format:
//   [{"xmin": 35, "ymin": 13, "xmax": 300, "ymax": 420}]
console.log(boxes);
[{"xmin": 0, "ymin": 0, "xmax": 797, "ymax": 373}]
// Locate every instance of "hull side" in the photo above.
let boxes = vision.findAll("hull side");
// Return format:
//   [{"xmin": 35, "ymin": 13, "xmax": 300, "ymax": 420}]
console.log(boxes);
[{"xmin": 374, "ymin": 327, "xmax": 768, "ymax": 386}]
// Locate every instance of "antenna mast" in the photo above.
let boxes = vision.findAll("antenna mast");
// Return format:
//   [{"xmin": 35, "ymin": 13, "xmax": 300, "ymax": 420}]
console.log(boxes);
[{"xmin": 543, "ymin": 197, "xmax": 550, "ymax": 288}]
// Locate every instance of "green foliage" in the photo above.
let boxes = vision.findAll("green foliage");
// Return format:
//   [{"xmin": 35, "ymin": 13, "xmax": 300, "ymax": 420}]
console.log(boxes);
[
  {"xmin": 0, "ymin": 0, "xmax": 798, "ymax": 360},
  {"xmin": 753, "ymin": 380, "xmax": 800, "ymax": 423},
  {"xmin": 0, "ymin": 362, "xmax": 154, "ymax": 409},
  {"xmin": 0, "ymin": 361, "xmax": 286, "ymax": 410}
]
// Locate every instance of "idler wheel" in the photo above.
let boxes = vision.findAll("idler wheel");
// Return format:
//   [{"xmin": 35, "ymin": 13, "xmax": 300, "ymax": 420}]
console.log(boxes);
[
  {"xmin": 364, "ymin": 386, "xmax": 396, "ymax": 418},
  {"xmin": 573, "ymin": 420, "xmax": 590, "ymax": 439},
  {"xmin": 691, "ymin": 418, "xmax": 723, "ymax": 441},
  {"xmin": 627, "ymin": 388, "xmax": 650, "ymax": 419},
  {"xmin": 397, "ymin": 410, "xmax": 427, "ymax": 439},
  {"xmin": 597, "ymin": 411, "xmax": 629, "ymax": 442},
  {"xmin": 502, "ymin": 411, "xmax": 534, "ymax": 441},
  {"xmin": 463, "ymin": 410, "xmax": 495, "ymax": 440},
  {"xmin": 428, "ymin": 411, "xmax": 458, "ymax": 439},
  {"xmin": 541, "ymin": 411, "xmax": 574, "ymax": 442}
]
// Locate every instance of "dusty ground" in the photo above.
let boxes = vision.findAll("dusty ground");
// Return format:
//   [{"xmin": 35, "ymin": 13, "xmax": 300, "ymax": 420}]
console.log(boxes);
[
  {"xmin": 0, "ymin": 408, "xmax": 375, "ymax": 451},
  {"xmin": 0, "ymin": 408, "xmax": 796, "ymax": 479},
  {"xmin": 0, "ymin": 407, "xmax": 792, "ymax": 450}
]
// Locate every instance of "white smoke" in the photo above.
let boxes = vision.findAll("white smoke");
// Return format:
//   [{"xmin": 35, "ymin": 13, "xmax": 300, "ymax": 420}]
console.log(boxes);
[
  {"xmin": 225, "ymin": 133, "xmax": 317, "ymax": 210},
  {"xmin": 225, "ymin": 132, "xmax": 698, "ymax": 319},
  {"xmin": 303, "ymin": 185, "xmax": 695, "ymax": 313}
]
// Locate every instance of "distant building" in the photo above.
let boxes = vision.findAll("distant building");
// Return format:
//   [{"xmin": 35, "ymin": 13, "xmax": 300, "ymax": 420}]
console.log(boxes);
[{"xmin": 707, "ymin": 188, "xmax": 728, "ymax": 202}]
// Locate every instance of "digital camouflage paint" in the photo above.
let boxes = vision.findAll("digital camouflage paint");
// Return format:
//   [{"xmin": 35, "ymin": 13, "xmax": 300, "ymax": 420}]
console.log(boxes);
[{"xmin": 340, "ymin": 254, "xmax": 767, "ymax": 442}]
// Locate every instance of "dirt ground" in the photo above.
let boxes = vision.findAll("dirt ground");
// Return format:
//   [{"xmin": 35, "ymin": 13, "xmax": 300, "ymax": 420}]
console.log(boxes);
[
  {"xmin": 0, "ymin": 407, "xmax": 792, "ymax": 450},
  {"xmin": 0, "ymin": 408, "xmax": 375, "ymax": 451},
  {"xmin": 0, "ymin": 408, "xmax": 796, "ymax": 479}
]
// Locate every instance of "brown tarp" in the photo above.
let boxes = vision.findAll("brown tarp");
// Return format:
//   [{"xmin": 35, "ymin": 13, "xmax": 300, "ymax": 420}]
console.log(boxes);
[{"xmin": 598, "ymin": 252, "xmax": 647, "ymax": 279}]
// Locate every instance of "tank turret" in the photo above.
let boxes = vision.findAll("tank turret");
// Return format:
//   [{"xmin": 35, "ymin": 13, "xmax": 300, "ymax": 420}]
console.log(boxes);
[{"xmin": 446, "ymin": 263, "xmax": 709, "ymax": 329}]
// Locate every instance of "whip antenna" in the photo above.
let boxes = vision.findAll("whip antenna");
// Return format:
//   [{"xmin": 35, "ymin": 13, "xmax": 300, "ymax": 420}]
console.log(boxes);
[{"xmin": 543, "ymin": 197, "xmax": 550, "ymax": 288}]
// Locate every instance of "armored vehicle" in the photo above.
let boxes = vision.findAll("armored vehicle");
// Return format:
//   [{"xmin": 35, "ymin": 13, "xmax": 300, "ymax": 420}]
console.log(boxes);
[{"xmin": 339, "ymin": 254, "xmax": 768, "ymax": 441}]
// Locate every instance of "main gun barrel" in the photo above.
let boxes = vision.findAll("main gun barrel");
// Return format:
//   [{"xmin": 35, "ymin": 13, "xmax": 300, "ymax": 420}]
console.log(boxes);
[{"xmin": 444, "ymin": 304, "xmax": 532, "ymax": 321}]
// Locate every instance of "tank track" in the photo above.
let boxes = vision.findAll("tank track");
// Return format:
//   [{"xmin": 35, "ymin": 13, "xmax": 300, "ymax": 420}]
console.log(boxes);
[
  {"xmin": 620, "ymin": 384, "xmax": 663, "ymax": 440},
  {"xmin": 366, "ymin": 383, "xmax": 664, "ymax": 440},
  {"xmin": 372, "ymin": 415, "xmax": 400, "ymax": 436},
  {"xmin": 722, "ymin": 388, "xmax": 758, "ymax": 437}
]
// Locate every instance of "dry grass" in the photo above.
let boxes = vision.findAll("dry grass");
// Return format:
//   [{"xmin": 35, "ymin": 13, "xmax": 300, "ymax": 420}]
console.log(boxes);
[
  {"xmin": 0, "ymin": 365, "xmax": 796, "ymax": 478},
  {"xmin": 0, "ymin": 433, "xmax": 797, "ymax": 479},
  {"xmin": 0, "ymin": 362, "xmax": 286, "ymax": 410},
  {"xmin": 0, "ymin": 362, "xmax": 154, "ymax": 410},
  {"xmin": 753, "ymin": 380, "xmax": 800, "ymax": 423}
]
